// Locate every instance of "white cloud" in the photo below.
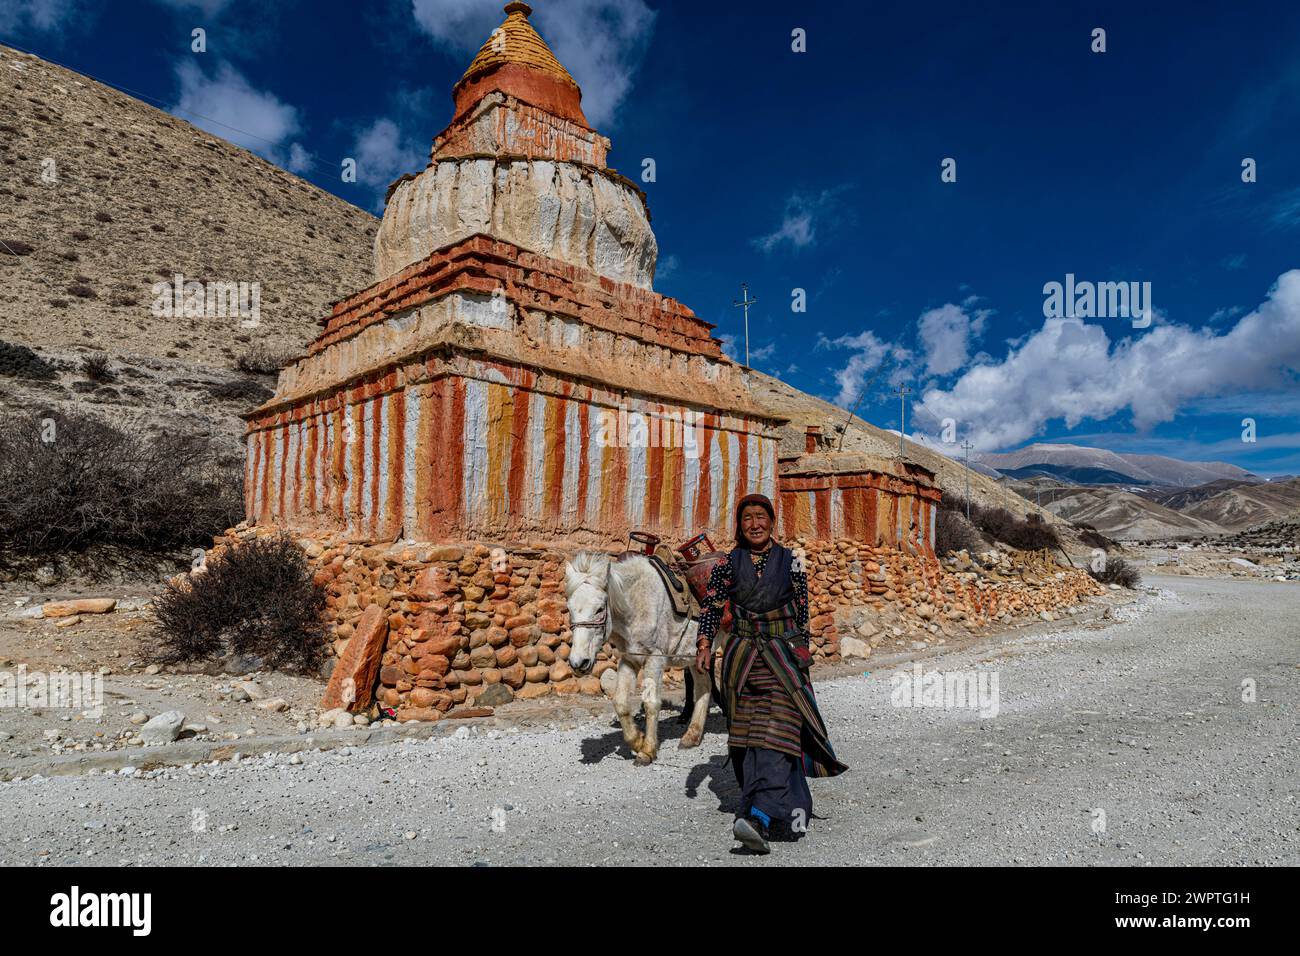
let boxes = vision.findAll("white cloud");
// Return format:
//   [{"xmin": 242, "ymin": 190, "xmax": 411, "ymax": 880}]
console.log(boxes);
[
  {"xmin": 0, "ymin": 0, "xmax": 86, "ymax": 35},
  {"xmin": 817, "ymin": 330, "xmax": 891, "ymax": 406},
  {"xmin": 351, "ymin": 118, "xmax": 424, "ymax": 190},
  {"xmin": 914, "ymin": 270, "xmax": 1300, "ymax": 452},
  {"xmin": 917, "ymin": 303, "xmax": 988, "ymax": 376},
  {"xmin": 171, "ymin": 60, "xmax": 301, "ymax": 161},
  {"xmin": 410, "ymin": 0, "xmax": 656, "ymax": 128},
  {"xmin": 717, "ymin": 334, "xmax": 774, "ymax": 367},
  {"xmin": 1271, "ymin": 188, "xmax": 1300, "ymax": 229},
  {"xmin": 752, "ymin": 188, "xmax": 849, "ymax": 254},
  {"xmin": 285, "ymin": 142, "xmax": 313, "ymax": 174}
]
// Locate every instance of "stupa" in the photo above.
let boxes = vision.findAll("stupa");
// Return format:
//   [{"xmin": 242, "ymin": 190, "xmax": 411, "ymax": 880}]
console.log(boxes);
[{"xmin": 243, "ymin": 2, "xmax": 783, "ymax": 549}]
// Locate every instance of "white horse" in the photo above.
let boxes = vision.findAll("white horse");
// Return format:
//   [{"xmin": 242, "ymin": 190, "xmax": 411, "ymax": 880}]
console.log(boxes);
[{"xmin": 563, "ymin": 551, "xmax": 712, "ymax": 765}]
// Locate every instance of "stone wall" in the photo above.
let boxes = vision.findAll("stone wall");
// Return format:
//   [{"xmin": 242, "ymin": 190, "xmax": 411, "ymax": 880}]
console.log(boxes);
[
  {"xmin": 208, "ymin": 528, "xmax": 610, "ymax": 721},
  {"xmin": 206, "ymin": 525, "xmax": 1106, "ymax": 719},
  {"xmin": 795, "ymin": 537, "xmax": 1107, "ymax": 660}
]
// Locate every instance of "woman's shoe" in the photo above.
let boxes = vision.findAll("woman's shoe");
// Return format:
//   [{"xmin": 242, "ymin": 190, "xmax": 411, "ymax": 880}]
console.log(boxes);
[{"xmin": 733, "ymin": 814, "xmax": 771, "ymax": 854}]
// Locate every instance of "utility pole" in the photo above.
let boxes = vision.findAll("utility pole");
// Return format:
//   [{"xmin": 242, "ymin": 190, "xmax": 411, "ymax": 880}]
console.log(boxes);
[
  {"xmin": 960, "ymin": 439, "xmax": 974, "ymax": 519},
  {"xmin": 895, "ymin": 384, "xmax": 912, "ymax": 458},
  {"xmin": 733, "ymin": 283, "xmax": 757, "ymax": 367}
]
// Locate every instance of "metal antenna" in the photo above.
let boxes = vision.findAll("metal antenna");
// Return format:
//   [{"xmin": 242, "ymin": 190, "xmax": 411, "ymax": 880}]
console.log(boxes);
[
  {"xmin": 733, "ymin": 283, "xmax": 757, "ymax": 367},
  {"xmin": 895, "ymin": 384, "xmax": 912, "ymax": 458},
  {"xmin": 960, "ymin": 439, "xmax": 974, "ymax": 519}
]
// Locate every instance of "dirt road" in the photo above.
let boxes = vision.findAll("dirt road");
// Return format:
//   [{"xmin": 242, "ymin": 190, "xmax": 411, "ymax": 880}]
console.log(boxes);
[{"xmin": 1, "ymin": 574, "xmax": 1295, "ymax": 866}]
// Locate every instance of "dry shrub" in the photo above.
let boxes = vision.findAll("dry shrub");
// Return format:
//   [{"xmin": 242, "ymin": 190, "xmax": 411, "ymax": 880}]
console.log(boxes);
[
  {"xmin": 235, "ymin": 344, "xmax": 294, "ymax": 376},
  {"xmin": 82, "ymin": 352, "xmax": 115, "ymax": 383},
  {"xmin": 152, "ymin": 534, "xmax": 326, "ymax": 673},
  {"xmin": 1074, "ymin": 523, "xmax": 1116, "ymax": 550},
  {"xmin": 1088, "ymin": 556, "xmax": 1141, "ymax": 589},
  {"xmin": 0, "ymin": 340, "xmax": 57, "ymax": 380},
  {"xmin": 0, "ymin": 410, "xmax": 242, "ymax": 559},
  {"xmin": 206, "ymin": 377, "xmax": 273, "ymax": 404},
  {"xmin": 940, "ymin": 493, "xmax": 1059, "ymax": 551},
  {"xmin": 935, "ymin": 507, "xmax": 985, "ymax": 556}
]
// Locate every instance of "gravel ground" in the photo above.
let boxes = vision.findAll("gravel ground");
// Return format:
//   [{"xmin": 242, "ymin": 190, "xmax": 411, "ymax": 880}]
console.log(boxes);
[{"xmin": 1, "ymin": 573, "xmax": 1295, "ymax": 866}]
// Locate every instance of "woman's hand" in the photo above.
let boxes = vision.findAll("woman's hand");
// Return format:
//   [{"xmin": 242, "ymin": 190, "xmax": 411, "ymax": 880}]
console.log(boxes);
[{"xmin": 694, "ymin": 642, "xmax": 711, "ymax": 674}]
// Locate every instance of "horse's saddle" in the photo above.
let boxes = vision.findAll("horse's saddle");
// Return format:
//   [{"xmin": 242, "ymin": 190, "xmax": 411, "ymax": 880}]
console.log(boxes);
[{"xmin": 617, "ymin": 546, "xmax": 700, "ymax": 618}]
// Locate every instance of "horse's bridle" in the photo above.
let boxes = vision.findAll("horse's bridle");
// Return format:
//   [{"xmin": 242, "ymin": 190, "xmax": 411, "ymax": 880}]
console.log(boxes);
[
  {"xmin": 568, "ymin": 577, "xmax": 608, "ymax": 631},
  {"xmin": 569, "ymin": 608, "xmax": 607, "ymax": 630}
]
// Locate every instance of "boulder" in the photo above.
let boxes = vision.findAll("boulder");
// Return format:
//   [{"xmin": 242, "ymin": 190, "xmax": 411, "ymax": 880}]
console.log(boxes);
[
  {"xmin": 42, "ymin": 598, "xmax": 116, "ymax": 618},
  {"xmin": 475, "ymin": 683, "xmax": 514, "ymax": 707},
  {"xmin": 140, "ymin": 711, "xmax": 185, "ymax": 745},
  {"xmin": 320, "ymin": 603, "xmax": 389, "ymax": 712},
  {"xmin": 839, "ymin": 636, "xmax": 871, "ymax": 659}
]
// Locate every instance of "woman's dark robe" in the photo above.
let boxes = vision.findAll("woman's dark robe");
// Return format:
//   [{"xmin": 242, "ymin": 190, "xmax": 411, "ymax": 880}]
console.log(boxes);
[{"xmin": 699, "ymin": 543, "xmax": 848, "ymax": 825}]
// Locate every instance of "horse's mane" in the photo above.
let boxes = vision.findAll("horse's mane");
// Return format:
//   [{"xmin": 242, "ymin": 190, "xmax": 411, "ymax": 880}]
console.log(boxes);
[{"xmin": 565, "ymin": 550, "xmax": 611, "ymax": 597}]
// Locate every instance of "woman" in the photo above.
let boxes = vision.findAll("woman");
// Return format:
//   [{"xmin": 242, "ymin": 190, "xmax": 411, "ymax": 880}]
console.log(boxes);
[{"xmin": 695, "ymin": 493, "xmax": 848, "ymax": 854}]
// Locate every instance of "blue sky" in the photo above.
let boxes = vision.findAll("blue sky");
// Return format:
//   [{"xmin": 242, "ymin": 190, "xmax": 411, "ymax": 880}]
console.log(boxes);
[{"xmin": 5, "ymin": 0, "xmax": 1299, "ymax": 476}]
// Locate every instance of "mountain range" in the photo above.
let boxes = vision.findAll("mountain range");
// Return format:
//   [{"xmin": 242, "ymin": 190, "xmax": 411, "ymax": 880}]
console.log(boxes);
[{"xmin": 979, "ymin": 443, "xmax": 1257, "ymax": 488}]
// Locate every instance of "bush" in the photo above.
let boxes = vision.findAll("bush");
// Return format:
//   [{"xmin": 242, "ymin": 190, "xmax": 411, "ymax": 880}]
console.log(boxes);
[
  {"xmin": 1089, "ymin": 555, "xmax": 1141, "ymax": 589},
  {"xmin": 0, "ymin": 411, "xmax": 242, "ymax": 559},
  {"xmin": 935, "ymin": 507, "xmax": 985, "ymax": 556},
  {"xmin": 1003, "ymin": 512, "xmax": 1060, "ymax": 551},
  {"xmin": 1, "ymin": 239, "xmax": 34, "ymax": 256},
  {"xmin": 235, "ymin": 344, "xmax": 294, "ymax": 376},
  {"xmin": 152, "ymin": 534, "xmax": 326, "ymax": 673},
  {"xmin": 1074, "ymin": 523, "xmax": 1115, "ymax": 550},
  {"xmin": 206, "ymin": 378, "xmax": 273, "ymax": 404},
  {"xmin": 0, "ymin": 340, "xmax": 57, "ymax": 380},
  {"xmin": 82, "ymin": 352, "xmax": 115, "ymax": 383},
  {"xmin": 939, "ymin": 493, "xmax": 1059, "ymax": 551}
]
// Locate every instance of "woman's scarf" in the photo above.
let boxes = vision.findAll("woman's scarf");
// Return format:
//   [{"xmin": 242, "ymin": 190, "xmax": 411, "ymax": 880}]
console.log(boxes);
[{"xmin": 727, "ymin": 542, "xmax": 794, "ymax": 615}]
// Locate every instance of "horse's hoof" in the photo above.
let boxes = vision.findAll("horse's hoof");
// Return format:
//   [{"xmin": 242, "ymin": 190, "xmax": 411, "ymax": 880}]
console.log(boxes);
[
  {"xmin": 678, "ymin": 731, "xmax": 702, "ymax": 749},
  {"xmin": 633, "ymin": 750, "xmax": 655, "ymax": 766}
]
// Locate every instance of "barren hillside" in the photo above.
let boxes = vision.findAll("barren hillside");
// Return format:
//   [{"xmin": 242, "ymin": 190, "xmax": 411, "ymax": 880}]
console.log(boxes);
[
  {"xmin": 0, "ymin": 44, "xmax": 376, "ymax": 362},
  {"xmin": 0, "ymin": 43, "xmax": 378, "ymax": 454}
]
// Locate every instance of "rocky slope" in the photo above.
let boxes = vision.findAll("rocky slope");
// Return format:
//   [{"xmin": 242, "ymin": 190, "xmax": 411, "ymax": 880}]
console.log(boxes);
[
  {"xmin": 0, "ymin": 43, "xmax": 377, "ymax": 453},
  {"xmin": 1024, "ymin": 476, "xmax": 1300, "ymax": 540},
  {"xmin": 1026, "ymin": 485, "xmax": 1223, "ymax": 541}
]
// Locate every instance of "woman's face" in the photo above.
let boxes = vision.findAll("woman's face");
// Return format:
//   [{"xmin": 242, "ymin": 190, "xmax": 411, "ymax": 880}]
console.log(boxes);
[{"xmin": 740, "ymin": 504, "xmax": 772, "ymax": 549}]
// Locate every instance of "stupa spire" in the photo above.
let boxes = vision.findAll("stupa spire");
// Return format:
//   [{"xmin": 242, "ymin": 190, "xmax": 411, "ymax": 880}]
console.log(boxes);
[{"xmin": 451, "ymin": 1, "xmax": 588, "ymax": 127}]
